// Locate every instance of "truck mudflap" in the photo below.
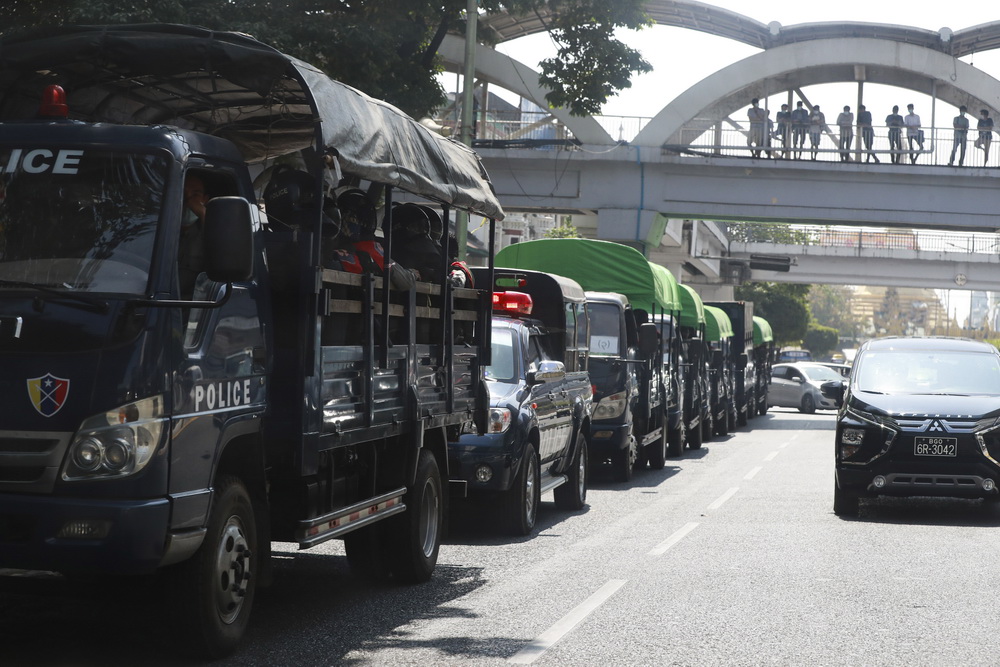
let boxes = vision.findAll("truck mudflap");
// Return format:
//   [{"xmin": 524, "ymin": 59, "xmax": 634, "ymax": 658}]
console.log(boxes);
[
  {"xmin": 295, "ymin": 488, "xmax": 407, "ymax": 548},
  {"xmin": 0, "ymin": 494, "xmax": 170, "ymax": 575}
]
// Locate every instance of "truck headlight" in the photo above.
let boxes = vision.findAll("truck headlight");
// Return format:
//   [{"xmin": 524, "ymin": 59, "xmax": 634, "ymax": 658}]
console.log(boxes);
[
  {"xmin": 62, "ymin": 395, "xmax": 166, "ymax": 481},
  {"xmin": 593, "ymin": 391, "xmax": 627, "ymax": 420},
  {"xmin": 488, "ymin": 408, "xmax": 512, "ymax": 434}
]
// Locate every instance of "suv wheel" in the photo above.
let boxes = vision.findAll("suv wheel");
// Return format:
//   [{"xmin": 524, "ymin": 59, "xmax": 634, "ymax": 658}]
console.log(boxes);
[{"xmin": 833, "ymin": 476, "xmax": 859, "ymax": 517}]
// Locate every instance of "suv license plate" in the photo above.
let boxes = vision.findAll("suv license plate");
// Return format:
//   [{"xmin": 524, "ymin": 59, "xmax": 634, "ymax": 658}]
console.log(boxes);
[{"xmin": 914, "ymin": 437, "xmax": 957, "ymax": 457}]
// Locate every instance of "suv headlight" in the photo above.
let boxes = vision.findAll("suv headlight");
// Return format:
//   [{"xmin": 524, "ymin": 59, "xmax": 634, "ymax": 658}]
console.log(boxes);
[
  {"xmin": 593, "ymin": 391, "xmax": 628, "ymax": 420},
  {"xmin": 62, "ymin": 395, "xmax": 166, "ymax": 481}
]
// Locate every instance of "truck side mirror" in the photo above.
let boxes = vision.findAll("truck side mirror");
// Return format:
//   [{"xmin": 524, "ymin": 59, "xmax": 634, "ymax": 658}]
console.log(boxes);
[
  {"xmin": 637, "ymin": 323, "xmax": 658, "ymax": 359},
  {"xmin": 527, "ymin": 360, "xmax": 566, "ymax": 384},
  {"xmin": 204, "ymin": 197, "xmax": 254, "ymax": 283}
]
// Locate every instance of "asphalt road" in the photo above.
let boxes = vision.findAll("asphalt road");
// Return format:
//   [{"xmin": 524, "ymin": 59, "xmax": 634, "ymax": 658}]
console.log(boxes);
[{"xmin": 5, "ymin": 407, "xmax": 1000, "ymax": 666}]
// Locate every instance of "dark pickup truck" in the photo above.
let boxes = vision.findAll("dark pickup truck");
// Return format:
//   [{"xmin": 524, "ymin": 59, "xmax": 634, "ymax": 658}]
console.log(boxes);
[{"xmin": 450, "ymin": 269, "xmax": 593, "ymax": 535}]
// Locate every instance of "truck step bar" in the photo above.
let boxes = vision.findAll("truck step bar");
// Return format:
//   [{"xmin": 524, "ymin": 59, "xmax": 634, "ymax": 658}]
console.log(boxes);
[
  {"xmin": 539, "ymin": 475, "xmax": 567, "ymax": 496},
  {"xmin": 296, "ymin": 488, "xmax": 408, "ymax": 548}
]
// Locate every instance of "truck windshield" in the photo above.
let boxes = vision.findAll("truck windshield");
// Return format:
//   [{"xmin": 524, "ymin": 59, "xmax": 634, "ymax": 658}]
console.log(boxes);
[
  {"xmin": 588, "ymin": 303, "xmax": 623, "ymax": 357},
  {"xmin": 485, "ymin": 328, "xmax": 517, "ymax": 383},
  {"xmin": 0, "ymin": 150, "xmax": 166, "ymax": 295}
]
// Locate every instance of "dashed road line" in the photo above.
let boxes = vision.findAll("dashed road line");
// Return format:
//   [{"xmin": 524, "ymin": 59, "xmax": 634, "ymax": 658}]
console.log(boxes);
[
  {"xmin": 744, "ymin": 466, "xmax": 763, "ymax": 480},
  {"xmin": 648, "ymin": 522, "xmax": 699, "ymax": 556},
  {"xmin": 764, "ymin": 451, "xmax": 778, "ymax": 461},
  {"xmin": 707, "ymin": 486, "xmax": 739, "ymax": 511},
  {"xmin": 508, "ymin": 579, "xmax": 627, "ymax": 664}
]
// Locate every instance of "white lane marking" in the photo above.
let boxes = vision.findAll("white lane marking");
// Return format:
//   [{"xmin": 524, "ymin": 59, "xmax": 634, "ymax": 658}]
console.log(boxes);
[
  {"xmin": 707, "ymin": 487, "xmax": 739, "ymax": 511},
  {"xmin": 648, "ymin": 522, "xmax": 699, "ymax": 556},
  {"xmin": 508, "ymin": 579, "xmax": 627, "ymax": 664},
  {"xmin": 744, "ymin": 466, "xmax": 763, "ymax": 480},
  {"xmin": 764, "ymin": 451, "xmax": 778, "ymax": 461}
]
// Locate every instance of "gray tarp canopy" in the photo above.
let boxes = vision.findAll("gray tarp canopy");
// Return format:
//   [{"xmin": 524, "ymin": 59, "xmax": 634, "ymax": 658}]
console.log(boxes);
[{"xmin": 0, "ymin": 23, "xmax": 504, "ymax": 220}]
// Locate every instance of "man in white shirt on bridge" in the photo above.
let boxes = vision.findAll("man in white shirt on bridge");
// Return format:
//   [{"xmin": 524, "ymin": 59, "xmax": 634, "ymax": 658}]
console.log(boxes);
[
  {"xmin": 904, "ymin": 104, "xmax": 923, "ymax": 164},
  {"xmin": 950, "ymin": 105, "xmax": 969, "ymax": 166}
]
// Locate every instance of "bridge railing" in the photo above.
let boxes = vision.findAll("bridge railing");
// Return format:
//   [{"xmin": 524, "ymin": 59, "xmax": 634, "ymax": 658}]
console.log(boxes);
[
  {"xmin": 728, "ymin": 223, "xmax": 1000, "ymax": 255},
  {"xmin": 455, "ymin": 111, "xmax": 996, "ymax": 167},
  {"xmin": 672, "ymin": 122, "xmax": 995, "ymax": 166}
]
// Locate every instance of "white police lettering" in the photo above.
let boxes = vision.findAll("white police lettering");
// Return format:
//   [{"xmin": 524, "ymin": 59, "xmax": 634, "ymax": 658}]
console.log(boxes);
[
  {"xmin": 3, "ymin": 149, "xmax": 84, "ymax": 175},
  {"xmin": 193, "ymin": 379, "xmax": 253, "ymax": 411}
]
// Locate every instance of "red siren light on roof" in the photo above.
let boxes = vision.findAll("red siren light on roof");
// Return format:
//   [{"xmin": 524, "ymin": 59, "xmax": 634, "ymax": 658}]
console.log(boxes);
[
  {"xmin": 39, "ymin": 85, "xmax": 69, "ymax": 119},
  {"xmin": 492, "ymin": 291, "xmax": 533, "ymax": 316}
]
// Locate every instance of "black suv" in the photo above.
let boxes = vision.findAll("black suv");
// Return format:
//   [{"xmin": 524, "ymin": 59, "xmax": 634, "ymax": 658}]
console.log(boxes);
[{"xmin": 829, "ymin": 336, "xmax": 1000, "ymax": 516}]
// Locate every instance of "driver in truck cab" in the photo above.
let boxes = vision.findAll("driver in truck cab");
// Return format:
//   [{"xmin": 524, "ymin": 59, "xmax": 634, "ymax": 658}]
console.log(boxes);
[{"xmin": 179, "ymin": 172, "xmax": 210, "ymax": 298}]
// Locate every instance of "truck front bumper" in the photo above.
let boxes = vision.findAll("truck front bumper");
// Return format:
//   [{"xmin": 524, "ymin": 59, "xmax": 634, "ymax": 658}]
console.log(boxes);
[
  {"xmin": 0, "ymin": 494, "xmax": 170, "ymax": 575},
  {"xmin": 448, "ymin": 433, "xmax": 520, "ymax": 495},
  {"xmin": 588, "ymin": 421, "xmax": 632, "ymax": 458}
]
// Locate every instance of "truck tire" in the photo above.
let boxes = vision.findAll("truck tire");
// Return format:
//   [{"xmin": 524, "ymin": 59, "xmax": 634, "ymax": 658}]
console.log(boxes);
[
  {"xmin": 667, "ymin": 418, "xmax": 685, "ymax": 458},
  {"xmin": 613, "ymin": 436, "xmax": 636, "ymax": 483},
  {"xmin": 737, "ymin": 398, "xmax": 748, "ymax": 427},
  {"xmin": 714, "ymin": 404, "xmax": 729, "ymax": 436},
  {"xmin": 687, "ymin": 413, "xmax": 703, "ymax": 450},
  {"xmin": 647, "ymin": 425, "xmax": 667, "ymax": 470},
  {"xmin": 554, "ymin": 431, "xmax": 588, "ymax": 511},
  {"xmin": 344, "ymin": 524, "xmax": 387, "ymax": 582},
  {"xmin": 758, "ymin": 393, "xmax": 769, "ymax": 416},
  {"xmin": 747, "ymin": 389, "xmax": 757, "ymax": 419},
  {"xmin": 386, "ymin": 449, "xmax": 443, "ymax": 582},
  {"xmin": 833, "ymin": 476, "xmax": 859, "ymax": 517},
  {"xmin": 504, "ymin": 446, "xmax": 540, "ymax": 535},
  {"xmin": 701, "ymin": 407, "xmax": 714, "ymax": 442},
  {"xmin": 168, "ymin": 475, "xmax": 256, "ymax": 659}
]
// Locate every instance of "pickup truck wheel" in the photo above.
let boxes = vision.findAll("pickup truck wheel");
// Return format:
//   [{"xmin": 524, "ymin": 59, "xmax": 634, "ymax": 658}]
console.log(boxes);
[
  {"xmin": 168, "ymin": 476, "xmax": 256, "ymax": 659},
  {"xmin": 667, "ymin": 418, "xmax": 684, "ymax": 458},
  {"xmin": 386, "ymin": 449, "xmax": 443, "ymax": 582},
  {"xmin": 554, "ymin": 432, "xmax": 588, "ymax": 511},
  {"xmin": 613, "ymin": 436, "xmax": 636, "ymax": 483},
  {"xmin": 833, "ymin": 476, "xmax": 859, "ymax": 517},
  {"xmin": 647, "ymin": 425, "xmax": 667, "ymax": 470},
  {"xmin": 687, "ymin": 413, "xmax": 703, "ymax": 449},
  {"xmin": 800, "ymin": 393, "xmax": 816, "ymax": 414},
  {"xmin": 505, "ymin": 447, "xmax": 540, "ymax": 535}
]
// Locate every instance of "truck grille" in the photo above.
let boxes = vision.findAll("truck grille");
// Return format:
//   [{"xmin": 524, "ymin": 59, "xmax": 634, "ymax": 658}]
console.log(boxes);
[{"xmin": 0, "ymin": 432, "xmax": 71, "ymax": 492}]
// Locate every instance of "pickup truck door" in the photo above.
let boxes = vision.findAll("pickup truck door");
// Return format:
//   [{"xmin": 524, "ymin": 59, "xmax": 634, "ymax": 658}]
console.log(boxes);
[{"xmin": 526, "ymin": 336, "xmax": 565, "ymax": 463}]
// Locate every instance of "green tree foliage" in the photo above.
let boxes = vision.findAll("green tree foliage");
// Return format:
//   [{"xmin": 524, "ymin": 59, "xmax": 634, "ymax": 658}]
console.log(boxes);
[
  {"xmin": 803, "ymin": 324, "xmax": 839, "ymax": 358},
  {"xmin": 544, "ymin": 221, "xmax": 581, "ymax": 238},
  {"xmin": 3, "ymin": 0, "xmax": 651, "ymax": 120},
  {"xmin": 808, "ymin": 284, "xmax": 862, "ymax": 339},
  {"xmin": 727, "ymin": 222, "xmax": 813, "ymax": 244},
  {"xmin": 736, "ymin": 282, "xmax": 810, "ymax": 345}
]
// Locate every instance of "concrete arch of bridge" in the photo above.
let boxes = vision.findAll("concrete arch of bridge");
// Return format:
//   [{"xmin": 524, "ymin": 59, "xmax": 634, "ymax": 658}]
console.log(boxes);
[{"xmin": 634, "ymin": 37, "xmax": 1000, "ymax": 147}]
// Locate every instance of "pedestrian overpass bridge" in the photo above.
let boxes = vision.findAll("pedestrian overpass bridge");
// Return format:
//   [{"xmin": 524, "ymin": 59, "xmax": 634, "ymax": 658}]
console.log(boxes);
[{"xmin": 438, "ymin": 2, "xmax": 1000, "ymax": 298}]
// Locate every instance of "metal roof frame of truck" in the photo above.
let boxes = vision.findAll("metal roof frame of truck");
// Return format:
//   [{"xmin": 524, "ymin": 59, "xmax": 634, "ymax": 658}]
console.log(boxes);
[{"xmin": 0, "ymin": 23, "xmax": 504, "ymax": 221}]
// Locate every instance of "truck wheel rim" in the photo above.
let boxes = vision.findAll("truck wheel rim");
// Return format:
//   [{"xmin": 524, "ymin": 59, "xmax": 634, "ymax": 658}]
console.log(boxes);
[
  {"xmin": 214, "ymin": 515, "xmax": 251, "ymax": 625},
  {"xmin": 577, "ymin": 445, "xmax": 587, "ymax": 499},
  {"xmin": 525, "ymin": 458, "xmax": 537, "ymax": 522},
  {"xmin": 419, "ymin": 477, "xmax": 440, "ymax": 558}
]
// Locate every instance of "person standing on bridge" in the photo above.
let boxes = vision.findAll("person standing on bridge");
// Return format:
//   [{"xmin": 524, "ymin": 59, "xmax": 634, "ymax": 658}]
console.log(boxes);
[
  {"xmin": 747, "ymin": 98, "xmax": 767, "ymax": 158},
  {"xmin": 904, "ymin": 104, "xmax": 924, "ymax": 164},
  {"xmin": 791, "ymin": 101, "xmax": 809, "ymax": 159},
  {"xmin": 775, "ymin": 103, "xmax": 790, "ymax": 158},
  {"xmin": 886, "ymin": 105, "xmax": 904, "ymax": 164},
  {"xmin": 808, "ymin": 105, "xmax": 825, "ymax": 160},
  {"xmin": 949, "ymin": 105, "xmax": 969, "ymax": 167},
  {"xmin": 837, "ymin": 105, "xmax": 854, "ymax": 162},
  {"xmin": 858, "ymin": 105, "xmax": 879, "ymax": 163},
  {"xmin": 976, "ymin": 109, "xmax": 994, "ymax": 166}
]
